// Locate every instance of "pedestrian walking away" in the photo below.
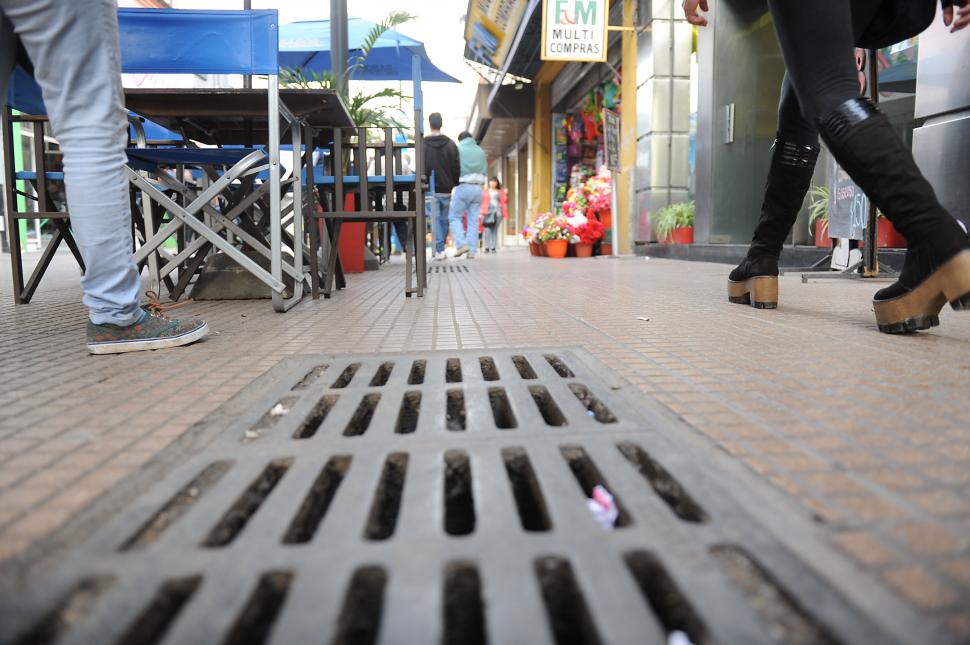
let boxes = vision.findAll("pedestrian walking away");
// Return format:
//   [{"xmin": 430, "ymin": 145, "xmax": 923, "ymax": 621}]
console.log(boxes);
[
  {"xmin": 449, "ymin": 131, "xmax": 487, "ymax": 259},
  {"xmin": 423, "ymin": 112, "xmax": 460, "ymax": 262},
  {"xmin": 480, "ymin": 177, "xmax": 508, "ymax": 253},
  {"xmin": 0, "ymin": 0, "xmax": 208, "ymax": 353},
  {"xmin": 685, "ymin": 0, "xmax": 970, "ymax": 333}
]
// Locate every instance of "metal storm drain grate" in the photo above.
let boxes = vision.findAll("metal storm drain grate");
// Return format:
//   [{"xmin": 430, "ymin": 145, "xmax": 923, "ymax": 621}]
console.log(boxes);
[
  {"xmin": 428, "ymin": 264, "xmax": 471, "ymax": 274},
  {"xmin": 0, "ymin": 350, "xmax": 897, "ymax": 645}
]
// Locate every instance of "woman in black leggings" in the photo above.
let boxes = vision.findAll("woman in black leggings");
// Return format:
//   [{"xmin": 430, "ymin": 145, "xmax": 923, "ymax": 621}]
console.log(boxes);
[{"xmin": 685, "ymin": 0, "xmax": 970, "ymax": 333}]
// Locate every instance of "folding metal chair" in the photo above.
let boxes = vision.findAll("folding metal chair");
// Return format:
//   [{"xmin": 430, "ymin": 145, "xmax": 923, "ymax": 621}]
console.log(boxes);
[
  {"xmin": 119, "ymin": 8, "xmax": 306, "ymax": 312},
  {"xmin": 2, "ymin": 67, "xmax": 84, "ymax": 303}
]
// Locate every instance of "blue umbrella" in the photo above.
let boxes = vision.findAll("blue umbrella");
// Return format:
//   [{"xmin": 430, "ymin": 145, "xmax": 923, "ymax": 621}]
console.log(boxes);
[{"xmin": 279, "ymin": 18, "xmax": 460, "ymax": 83}]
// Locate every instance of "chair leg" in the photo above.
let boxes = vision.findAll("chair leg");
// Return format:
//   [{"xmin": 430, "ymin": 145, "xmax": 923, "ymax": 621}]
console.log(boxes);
[
  {"xmin": 21, "ymin": 228, "xmax": 64, "ymax": 303},
  {"xmin": 54, "ymin": 220, "xmax": 86, "ymax": 273},
  {"xmin": 323, "ymin": 219, "xmax": 342, "ymax": 299},
  {"xmin": 405, "ymin": 218, "xmax": 414, "ymax": 297}
]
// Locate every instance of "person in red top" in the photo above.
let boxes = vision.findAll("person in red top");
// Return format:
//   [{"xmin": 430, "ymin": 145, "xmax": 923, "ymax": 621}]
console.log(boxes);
[{"xmin": 479, "ymin": 177, "xmax": 508, "ymax": 253}]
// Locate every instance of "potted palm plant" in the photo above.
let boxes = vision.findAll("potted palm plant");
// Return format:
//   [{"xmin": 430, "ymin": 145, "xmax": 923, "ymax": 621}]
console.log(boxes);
[
  {"xmin": 808, "ymin": 186, "xmax": 831, "ymax": 247},
  {"xmin": 655, "ymin": 201, "xmax": 695, "ymax": 244}
]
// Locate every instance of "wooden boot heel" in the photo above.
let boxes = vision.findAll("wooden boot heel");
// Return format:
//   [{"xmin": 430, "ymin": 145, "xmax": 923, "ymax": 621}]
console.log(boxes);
[
  {"xmin": 727, "ymin": 276, "xmax": 778, "ymax": 309},
  {"xmin": 874, "ymin": 250, "xmax": 970, "ymax": 333}
]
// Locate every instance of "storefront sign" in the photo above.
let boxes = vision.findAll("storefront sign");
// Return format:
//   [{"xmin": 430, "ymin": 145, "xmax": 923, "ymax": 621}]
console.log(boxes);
[
  {"xmin": 603, "ymin": 109, "xmax": 620, "ymax": 171},
  {"xmin": 541, "ymin": 0, "xmax": 609, "ymax": 62},
  {"xmin": 828, "ymin": 156, "xmax": 869, "ymax": 240},
  {"xmin": 464, "ymin": 0, "xmax": 530, "ymax": 69}
]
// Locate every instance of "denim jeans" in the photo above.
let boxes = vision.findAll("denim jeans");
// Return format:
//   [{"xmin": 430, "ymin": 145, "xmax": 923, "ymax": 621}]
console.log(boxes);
[
  {"xmin": 448, "ymin": 183, "xmax": 482, "ymax": 254},
  {"xmin": 426, "ymin": 192, "xmax": 451, "ymax": 253},
  {"xmin": 0, "ymin": 0, "xmax": 142, "ymax": 325},
  {"xmin": 482, "ymin": 223, "xmax": 499, "ymax": 250}
]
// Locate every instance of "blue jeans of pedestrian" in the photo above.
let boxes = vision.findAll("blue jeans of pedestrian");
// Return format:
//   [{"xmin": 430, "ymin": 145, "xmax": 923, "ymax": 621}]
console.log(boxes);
[
  {"xmin": 448, "ymin": 183, "xmax": 482, "ymax": 254},
  {"xmin": 426, "ymin": 193, "xmax": 451, "ymax": 253},
  {"xmin": 0, "ymin": 0, "xmax": 142, "ymax": 326}
]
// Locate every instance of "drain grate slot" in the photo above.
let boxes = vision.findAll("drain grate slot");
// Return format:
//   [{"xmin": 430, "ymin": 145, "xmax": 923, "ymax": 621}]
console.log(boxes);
[
  {"xmin": 368, "ymin": 362, "xmax": 395, "ymax": 387},
  {"xmin": 292, "ymin": 365, "xmax": 329, "ymax": 390},
  {"xmin": 293, "ymin": 394, "xmax": 339, "ymax": 440},
  {"xmin": 446, "ymin": 358, "xmax": 463, "ymax": 383},
  {"xmin": 364, "ymin": 453, "xmax": 408, "ymax": 541},
  {"xmin": 222, "ymin": 571, "xmax": 293, "ymax": 645},
  {"xmin": 568, "ymin": 384, "xmax": 617, "ymax": 424},
  {"xmin": 488, "ymin": 387, "xmax": 517, "ymax": 429},
  {"xmin": 529, "ymin": 386, "xmax": 567, "ymax": 427},
  {"xmin": 252, "ymin": 397, "xmax": 299, "ymax": 435},
  {"xmin": 624, "ymin": 550, "xmax": 709, "ymax": 644},
  {"xmin": 283, "ymin": 457, "xmax": 351, "ymax": 544},
  {"xmin": 116, "ymin": 576, "xmax": 202, "ymax": 645},
  {"xmin": 14, "ymin": 577, "xmax": 114, "ymax": 645},
  {"xmin": 446, "ymin": 390, "xmax": 466, "ymax": 432},
  {"xmin": 121, "ymin": 461, "xmax": 231, "ymax": 551},
  {"xmin": 560, "ymin": 446, "xmax": 631, "ymax": 528},
  {"xmin": 332, "ymin": 566, "xmax": 387, "ymax": 645},
  {"xmin": 512, "ymin": 355, "xmax": 538, "ymax": 379},
  {"xmin": 535, "ymin": 557, "xmax": 603, "ymax": 645},
  {"xmin": 343, "ymin": 394, "xmax": 381, "ymax": 437},
  {"xmin": 203, "ymin": 460, "xmax": 292, "ymax": 548},
  {"xmin": 544, "ymin": 354, "xmax": 575, "ymax": 378},
  {"xmin": 407, "ymin": 360, "xmax": 426, "ymax": 385},
  {"xmin": 444, "ymin": 451, "xmax": 476, "ymax": 536},
  {"xmin": 712, "ymin": 545, "xmax": 840, "ymax": 645},
  {"xmin": 617, "ymin": 443, "xmax": 708, "ymax": 523},
  {"xmin": 394, "ymin": 391, "xmax": 422, "ymax": 435},
  {"xmin": 331, "ymin": 364, "xmax": 361, "ymax": 389},
  {"xmin": 502, "ymin": 448, "xmax": 552, "ymax": 532},
  {"xmin": 443, "ymin": 562, "xmax": 487, "ymax": 645},
  {"xmin": 479, "ymin": 357, "xmax": 500, "ymax": 381}
]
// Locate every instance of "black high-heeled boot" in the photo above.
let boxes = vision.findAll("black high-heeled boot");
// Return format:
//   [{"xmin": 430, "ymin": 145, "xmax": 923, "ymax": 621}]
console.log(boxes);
[
  {"xmin": 728, "ymin": 137, "xmax": 820, "ymax": 309},
  {"xmin": 818, "ymin": 97, "xmax": 970, "ymax": 333}
]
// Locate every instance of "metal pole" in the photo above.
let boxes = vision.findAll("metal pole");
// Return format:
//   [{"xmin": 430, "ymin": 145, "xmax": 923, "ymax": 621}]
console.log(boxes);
[
  {"xmin": 243, "ymin": 0, "xmax": 252, "ymax": 89},
  {"xmin": 862, "ymin": 48, "xmax": 879, "ymax": 277},
  {"xmin": 610, "ymin": 175, "xmax": 618, "ymax": 257},
  {"xmin": 331, "ymin": 0, "xmax": 349, "ymax": 97}
]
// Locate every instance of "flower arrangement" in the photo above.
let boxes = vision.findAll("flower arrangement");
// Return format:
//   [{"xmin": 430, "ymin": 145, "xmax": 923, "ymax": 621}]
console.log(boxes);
[
  {"xmin": 571, "ymin": 217, "xmax": 605, "ymax": 245},
  {"xmin": 584, "ymin": 166, "xmax": 612, "ymax": 211},
  {"xmin": 530, "ymin": 212, "xmax": 571, "ymax": 241},
  {"xmin": 521, "ymin": 225, "xmax": 537, "ymax": 242}
]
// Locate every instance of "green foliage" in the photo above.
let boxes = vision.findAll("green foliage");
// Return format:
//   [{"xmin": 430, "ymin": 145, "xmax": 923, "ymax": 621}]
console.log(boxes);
[
  {"xmin": 280, "ymin": 11, "xmax": 416, "ymax": 129},
  {"xmin": 654, "ymin": 201, "xmax": 695, "ymax": 240},
  {"xmin": 807, "ymin": 185, "xmax": 829, "ymax": 235}
]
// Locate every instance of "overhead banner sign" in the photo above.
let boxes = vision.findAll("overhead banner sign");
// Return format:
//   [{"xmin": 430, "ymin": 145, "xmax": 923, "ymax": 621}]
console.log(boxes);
[
  {"xmin": 541, "ymin": 0, "xmax": 609, "ymax": 62},
  {"xmin": 464, "ymin": 0, "xmax": 530, "ymax": 69}
]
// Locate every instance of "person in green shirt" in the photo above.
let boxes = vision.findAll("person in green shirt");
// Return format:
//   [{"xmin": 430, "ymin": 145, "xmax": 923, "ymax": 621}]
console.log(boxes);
[{"xmin": 448, "ymin": 132, "xmax": 487, "ymax": 258}]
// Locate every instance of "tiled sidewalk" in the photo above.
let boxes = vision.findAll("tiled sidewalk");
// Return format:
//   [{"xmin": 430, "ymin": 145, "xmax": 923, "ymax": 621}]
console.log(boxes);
[{"xmin": 1, "ymin": 248, "xmax": 969, "ymax": 639}]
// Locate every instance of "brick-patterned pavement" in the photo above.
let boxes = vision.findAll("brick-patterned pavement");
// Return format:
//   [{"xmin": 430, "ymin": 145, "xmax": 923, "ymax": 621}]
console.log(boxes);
[{"xmin": 1, "ymin": 248, "xmax": 969, "ymax": 639}]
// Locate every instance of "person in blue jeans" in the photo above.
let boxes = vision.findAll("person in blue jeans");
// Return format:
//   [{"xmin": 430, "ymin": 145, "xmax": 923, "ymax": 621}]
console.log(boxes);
[
  {"xmin": 0, "ymin": 0, "xmax": 207, "ymax": 354},
  {"xmin": 449, "ymin": 132, "xmax": 487, "ymax": 258},
  {"xmin": 422, "ymin": 112, "xmax": 459, "ymax": 261}
]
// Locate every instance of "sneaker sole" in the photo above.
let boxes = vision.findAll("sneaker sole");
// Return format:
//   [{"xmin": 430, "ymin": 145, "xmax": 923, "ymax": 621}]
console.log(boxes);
[
  {"xmin": 727, "ymin": 276, "xmax": 778, "ymax": 309},
  {"xmin": 87, "ymin": 322, "xmax": 210, "ymax": 355},
  {"xmin": 873, "ymin": 250, "xmax": 970, "ymax": 334}
]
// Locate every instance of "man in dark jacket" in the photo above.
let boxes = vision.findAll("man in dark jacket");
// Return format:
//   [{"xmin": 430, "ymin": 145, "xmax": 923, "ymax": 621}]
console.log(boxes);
[{"xmin": 423, "ymin": 113, "xmax": 460, "ymax": 260}]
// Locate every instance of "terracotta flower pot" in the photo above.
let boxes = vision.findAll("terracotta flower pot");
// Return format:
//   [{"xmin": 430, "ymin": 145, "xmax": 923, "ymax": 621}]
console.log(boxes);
[
  {"xmin": 575, "ymin": 243, "xmax": 594, "ymax": 258},
  {"xmin": 529, "ymin": 242, "xmax": 539, "ymax": 256},
  {"xmin": 814, "ymin": 220, "xmax": 831, "ymax": 248},
  {"xmin": 659, "ymin": 227, "xmax": 694, "ymax": 244},
  {"xmin": 538, "ymin": 242, "xmax": 548, "ymax": 257},
  {"xmin": 877, "ymin": 218, "xmax": 906, "ymax": 248},
  {"xmin": 546, "ymin": 239, "xmax": 568, "ymax": 259}
]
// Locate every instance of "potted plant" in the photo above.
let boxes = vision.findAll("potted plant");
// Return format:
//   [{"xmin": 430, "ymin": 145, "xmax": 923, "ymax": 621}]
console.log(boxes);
[
  {"xmin": 540, "ymin": 216, "xmax": 571, "ymax": 258},
  {"xmin": 877, "ymin": 213, "xmax": 906, "ymax": 248},
  {"xmin": 522, "ymin": 225, "xmax": 539, "ymax": 255},
  {"xmin": 570, "ymin": 218, "xmax": 604, "ymax": 257},
  {"xmin": 655, "ymin": 201, "xmax": 695, "ymax": 244},
  {"xmin": 808, "ymin": 186, "xmax": 831, "ymax": 248}
]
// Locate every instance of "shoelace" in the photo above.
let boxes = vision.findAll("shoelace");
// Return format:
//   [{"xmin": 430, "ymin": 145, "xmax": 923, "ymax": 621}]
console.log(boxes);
[{"xmin": 144, "ymin": 290, "xmax": 194, "ymax": 319}]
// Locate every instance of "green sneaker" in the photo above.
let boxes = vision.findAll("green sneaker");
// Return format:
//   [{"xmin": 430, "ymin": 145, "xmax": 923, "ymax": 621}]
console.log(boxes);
[{"xmin": 87, "ymin": 309, "xmax": 209, "ymax": 355}]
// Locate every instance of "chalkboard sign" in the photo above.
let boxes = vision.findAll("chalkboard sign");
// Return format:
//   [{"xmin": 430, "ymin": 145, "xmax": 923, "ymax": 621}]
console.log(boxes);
[
  {"xmin": 603, "ymin": 109, "xmax": 620, "ymax": 172},
  {"xmin": 827, "ymin": 154, "xmax": 869, "ymax": 240}
]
